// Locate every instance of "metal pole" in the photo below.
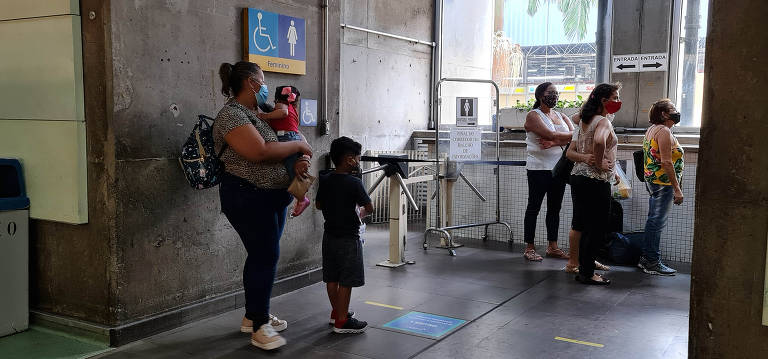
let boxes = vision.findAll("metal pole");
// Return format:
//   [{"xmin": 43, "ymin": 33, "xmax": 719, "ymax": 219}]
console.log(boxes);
[
  {"xmin": 361, "ymin": 164, "xmax": 388, "ymax": 175},
  {"xmin": 459, "ymin": 173, "xmax": 487, "ymax": 202},
  {"xmin": 367, "ymin": 173, "xmax": 386, "ymax": 196},
  {"xmin": 394, "ymin": 173, "xmax": 419, "ymax": 210}
]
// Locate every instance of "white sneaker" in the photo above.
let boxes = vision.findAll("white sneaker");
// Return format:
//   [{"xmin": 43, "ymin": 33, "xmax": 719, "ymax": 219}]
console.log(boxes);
[
  {"xmin": 251, "ymin": 324, "xmax": 287, "ymax": 350},
  {"xmin": 268, "ymin": 314, "xmax": 288, "ymax": 332},
  {"xmin": 240, "ymin": 314, "xmax": 287, "ymax": 333}
]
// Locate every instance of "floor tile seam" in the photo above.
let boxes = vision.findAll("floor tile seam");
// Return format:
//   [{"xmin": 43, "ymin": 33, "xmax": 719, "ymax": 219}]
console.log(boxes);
[{"xmin": 407, "ymin": 271, "xmax": 556, "ymax": 359}]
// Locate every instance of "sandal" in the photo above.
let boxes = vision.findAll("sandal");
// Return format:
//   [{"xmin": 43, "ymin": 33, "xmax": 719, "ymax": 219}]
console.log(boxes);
[
  {"xmin": 523, "ymin": 249, "xmax": 543, "ymax": 262},
  {"xmin": 595, "ymin": 261, "xmax": 611, "ymax": 271},
  {"xmin": 546, "ymin": 247, "xmax": 570, "ymax": 259},
  {"xmin": 563, "ymin": 264, "xmax": 579, "ymax": 273},
  {"xmin": 575, "ymin": 273, "xmax": 611, "ymax": 285}
]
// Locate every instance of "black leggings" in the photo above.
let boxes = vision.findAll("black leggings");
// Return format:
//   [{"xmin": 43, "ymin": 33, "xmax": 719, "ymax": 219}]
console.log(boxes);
[
  {"xmin": 524, "ymin": 170, "xmax": 567, "ymax": 244},
  {"xmin": 570, "ymin": 175, "xmax": 611, "ymax": 278}
]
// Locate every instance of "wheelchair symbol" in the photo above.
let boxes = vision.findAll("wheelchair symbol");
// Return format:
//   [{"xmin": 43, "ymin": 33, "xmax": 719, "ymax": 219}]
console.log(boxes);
[
  {"xmin": 302, "ymin": 107, "xmax": 315, "ymax": 125},
  {"xmin": 253, "ymin": 12, "xmax": 277, "ymax": 52}
]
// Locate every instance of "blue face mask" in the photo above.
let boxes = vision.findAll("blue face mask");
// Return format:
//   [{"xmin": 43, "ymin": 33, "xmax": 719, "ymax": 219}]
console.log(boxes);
[{"xmin": 256, "ymin": 84, "xmax": 269, "ymax": 106}]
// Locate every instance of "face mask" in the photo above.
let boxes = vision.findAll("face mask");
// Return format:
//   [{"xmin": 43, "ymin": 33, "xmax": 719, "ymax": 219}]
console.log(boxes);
[
  {"xmin": 255, "ymin": 84, "xmax": 269, "ymax": 106},
  {"xmin": 669, "ymin": 112, "xmax": 681, "ymax": 124},
  {"xmin": 542, "ymin": 93, "xmax": 558, "ymax": 108},
  {"xmin": 604, "ymin": 100, "xmax": 622, "ymax": 114},
  {"xmin": 350, "ymin": 159, "xmax": 362, "ymax": 178}
]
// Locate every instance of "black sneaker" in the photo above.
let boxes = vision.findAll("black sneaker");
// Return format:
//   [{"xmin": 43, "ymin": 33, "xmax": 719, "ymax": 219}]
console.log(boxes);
[
  {"xmin": 332, "ymin": 317, "xmax": 368, "ymax": 334},
  {"xmin": 329, "ymin": 311, "xmax": 356, "ymax": 325}
]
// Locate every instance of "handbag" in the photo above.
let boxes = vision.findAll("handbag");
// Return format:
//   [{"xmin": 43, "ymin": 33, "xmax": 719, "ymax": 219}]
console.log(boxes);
[
  {"xmin": 632, "ymin": 150, "xmax": 645, "ymax": 182},
  {"xmin": 552, "ymin": 143, "xmax": 574, "ymax": 183}
]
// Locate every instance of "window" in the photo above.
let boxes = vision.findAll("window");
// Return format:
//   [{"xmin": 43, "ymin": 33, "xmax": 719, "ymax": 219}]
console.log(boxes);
[
  {"xmin": 673, "ymin": 0, "xmax": 708, "ymax": 127},
  {"xmin": 493, "ymin": 0, "xmax": 599, "ymax": 109}
]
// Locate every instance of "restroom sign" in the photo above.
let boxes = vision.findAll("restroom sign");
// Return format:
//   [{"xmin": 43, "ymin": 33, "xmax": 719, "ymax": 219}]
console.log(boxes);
[
  {"xmin": 612, "ymin": 53, "xmax": 668, "ymax": 73},
  {"xmin": 456, "ymin": 97, "xmax": 478, "ymax": 127},
  {"xmin": 243, "ymin": 8, "xmax": 306, "ymax": 75}
]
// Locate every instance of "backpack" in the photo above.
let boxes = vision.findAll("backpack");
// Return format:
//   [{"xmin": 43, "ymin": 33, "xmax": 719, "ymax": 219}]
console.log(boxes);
[{"xmin": 179, "ymin": 115, "xmax": 228, "ymax": 189}]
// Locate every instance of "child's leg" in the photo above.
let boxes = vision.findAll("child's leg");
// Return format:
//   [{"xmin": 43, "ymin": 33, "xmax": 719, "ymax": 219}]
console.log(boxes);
[
  {"xmin": 334, "ymin": 286, "xmax": 353, "ymax": 324},
  {"xmin": 326, "ymin": 282, "xmax": 339, "ymax": 315}
]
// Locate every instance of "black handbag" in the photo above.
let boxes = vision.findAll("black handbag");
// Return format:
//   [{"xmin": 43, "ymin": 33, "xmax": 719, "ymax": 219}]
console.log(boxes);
[
  {"xmin": 632, "ymin": 150, "xmax": 645, "ymax": 182},
  {"xmin": 552, "ymin": 143, "xmax": 574, "ymax": 183}
]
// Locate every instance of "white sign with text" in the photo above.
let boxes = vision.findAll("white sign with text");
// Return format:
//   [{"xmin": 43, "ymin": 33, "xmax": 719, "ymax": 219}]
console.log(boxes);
[
  {"xmin": 450, "ymin": 127, "xmax": 482, "ymax": 162},
  {"xmin": 612, "ymin": 53, "xmax": 668, "ymax": 73}
]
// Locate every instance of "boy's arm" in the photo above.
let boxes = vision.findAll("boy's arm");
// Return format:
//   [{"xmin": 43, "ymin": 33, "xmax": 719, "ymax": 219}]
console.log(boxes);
[
  {"xmin": 257, "ymin": 102, "xmax": 289, "ymax": 121},
  {"xmin": 355, "ymin": 179, "xmax": 373, "ymax": 217}
]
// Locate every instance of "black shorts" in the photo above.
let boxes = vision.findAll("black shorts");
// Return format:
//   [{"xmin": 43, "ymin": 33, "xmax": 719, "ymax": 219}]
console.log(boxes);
[{"xmin": 322, "ymin": 233, "xmax": 365, "ymax": 287}]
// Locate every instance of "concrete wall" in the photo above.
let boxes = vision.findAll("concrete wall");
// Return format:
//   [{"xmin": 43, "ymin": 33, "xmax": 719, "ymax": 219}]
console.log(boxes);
[
  {"xmin": 689, "ymin": 0, "xmax": 768, "ymax": 357},
  {"xmin": 610, "ymin": 0, "xmax": 673, "ymax": 128},
  {"xmin": 339, "ymin": 0, "xmax": 433, "ymax": 150},
  {"xmin": 30, "ymin": 0, "xmax": 341, "ymax": 329}
]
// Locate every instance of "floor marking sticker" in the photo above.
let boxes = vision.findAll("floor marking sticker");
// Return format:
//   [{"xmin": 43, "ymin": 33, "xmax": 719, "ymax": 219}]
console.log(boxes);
[
  {"xmin": 554, "ymin": 336, "xmax": 605, "ymax": 348},
  {"xmin": 364, "ymin": 301, "xmax": 404, "ymax": 310},
  {"xmin": 382, "ymin": 311, "xmax": 466, "ymax": 339}
]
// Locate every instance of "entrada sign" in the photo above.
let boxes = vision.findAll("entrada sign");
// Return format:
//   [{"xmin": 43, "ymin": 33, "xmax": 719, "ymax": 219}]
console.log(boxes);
[{"xmin": 243, "ymin": 8, "xmax": 306, "ymax": 75}]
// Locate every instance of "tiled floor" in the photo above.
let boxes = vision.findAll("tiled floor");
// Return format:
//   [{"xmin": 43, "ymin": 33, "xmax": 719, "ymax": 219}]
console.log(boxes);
[{"xmin": 92, "ymin": 224, "xmax": 690, "ymax": 359}]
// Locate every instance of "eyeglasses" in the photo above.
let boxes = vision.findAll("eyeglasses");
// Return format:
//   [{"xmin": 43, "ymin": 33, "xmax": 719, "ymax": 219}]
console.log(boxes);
[{"xmin": 249, "ymin": 76, "xmax": 265, "ymax": 88}]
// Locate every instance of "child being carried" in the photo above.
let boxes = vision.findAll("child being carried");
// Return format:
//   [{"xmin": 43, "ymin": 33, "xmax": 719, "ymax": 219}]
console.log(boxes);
[{"xmin": 257, "ymin": 85, "xmax": 313, "ymax": 217}]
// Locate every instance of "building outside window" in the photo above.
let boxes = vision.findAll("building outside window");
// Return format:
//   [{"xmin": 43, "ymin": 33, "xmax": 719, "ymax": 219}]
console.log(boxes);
[
  {"xmin": 674, "ymin": 0, "xmax": 708, "ymax": 127},
  {"xmin": 493, "ymin": 0, "xmax": 599, "ymax": 109}
]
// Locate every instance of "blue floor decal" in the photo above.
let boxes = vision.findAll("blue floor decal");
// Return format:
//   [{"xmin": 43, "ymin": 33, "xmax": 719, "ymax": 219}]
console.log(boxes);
[{"xmin": 382, "ymin": 311, "xmax": 466, "ymax": 339}]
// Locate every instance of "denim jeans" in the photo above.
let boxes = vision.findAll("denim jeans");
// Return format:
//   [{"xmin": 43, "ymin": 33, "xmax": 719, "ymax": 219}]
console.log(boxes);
[
  {"xmin": 277, "ymin": 131, "xmax": 302, "ymax": 179},
  {"xmin": 219, "ymin": 173, "xmax": 292, "ymax": 325},
  {"xmin": 643, "ymin": 182, "xmax": 674, "ymax": 263}
]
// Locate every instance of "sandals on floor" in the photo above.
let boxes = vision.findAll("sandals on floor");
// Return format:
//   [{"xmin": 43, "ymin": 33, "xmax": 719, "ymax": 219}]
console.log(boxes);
[
  {"xmin": 575, "ymin": 273, "xmax": 611, "ymax": 285},
  {"xmin": 563, "ymin": 264, "xmax": 579, "ymax": 273},
  {"xmin": 595, "ymin": 261, "xmax": 611, "ymax": 271},
  {"xmin": 546, "ymin": 248, "xmax": 570, "ymax": 259},
  {"xmin": 523, "ymin": 249, "xmax": 543, "ymax": 262}
]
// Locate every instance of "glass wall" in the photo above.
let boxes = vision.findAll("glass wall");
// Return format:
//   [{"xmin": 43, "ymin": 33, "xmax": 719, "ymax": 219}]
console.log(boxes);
[
  {"xmin": 674, "ymin": 0, "xmax": 708, "ymax": 127},
  {"xmin": 493, "ymin": 0, "xmax": 599, "ymax": 109}
]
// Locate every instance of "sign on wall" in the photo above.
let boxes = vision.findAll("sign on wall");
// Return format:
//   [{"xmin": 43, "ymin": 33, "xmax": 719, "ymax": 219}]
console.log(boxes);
[
  {"xmin": 242, "ymin": 8, "xmax": 306, "ymax": 75},
  {"xmin": 300, "ymin": 98, "xmax": 317, "ymax": 126},
  {"xmin": 612, "ymin": 53, "xmax": 668, "ymax": 73},
  {"xmin": 449, "ymin": 127, "xmax": 482, "ymax": 162},
  {"xmin": 455, "ymin": 97, "xmax": 478, "ymax": 127}
]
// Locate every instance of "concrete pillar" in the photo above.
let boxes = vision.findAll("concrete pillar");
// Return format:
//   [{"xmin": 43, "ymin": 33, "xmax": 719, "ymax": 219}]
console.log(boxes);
[{"xmin": 689, "ymin": 0, "xmax": 768, "ymax": 357}]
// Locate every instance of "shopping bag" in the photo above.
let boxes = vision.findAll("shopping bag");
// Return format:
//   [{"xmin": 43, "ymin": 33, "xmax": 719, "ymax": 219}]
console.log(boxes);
[{"xmin": 612, "ymin": 166, "xmax": 632, "ymax": 199}]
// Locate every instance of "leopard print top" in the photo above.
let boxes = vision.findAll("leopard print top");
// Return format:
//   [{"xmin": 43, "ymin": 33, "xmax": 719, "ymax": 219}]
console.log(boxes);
[{"xmin": 213, "ymin": 100, "xmax": 290, "ymax": 189}]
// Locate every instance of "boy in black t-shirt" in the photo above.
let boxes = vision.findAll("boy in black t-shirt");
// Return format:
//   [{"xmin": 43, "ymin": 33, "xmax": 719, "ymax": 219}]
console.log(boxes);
[{"xmin": 316, "ymin": 136, "xmax": 373, "ymax": 334}]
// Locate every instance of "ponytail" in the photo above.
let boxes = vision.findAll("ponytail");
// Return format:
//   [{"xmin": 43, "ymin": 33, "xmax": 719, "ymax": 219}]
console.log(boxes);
[{"xmin": 218, "ymin": 61, "xmax": 262, "ymax": 97}]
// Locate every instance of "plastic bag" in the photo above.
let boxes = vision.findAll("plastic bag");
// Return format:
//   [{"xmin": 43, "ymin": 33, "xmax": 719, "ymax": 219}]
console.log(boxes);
[
  {"xmin": 356, "ymin": 206, "xmax": 366, "ymax": 245},
  {"xmin": 612, "ymin": 165, "xmax": 632, "ymax": 199}
]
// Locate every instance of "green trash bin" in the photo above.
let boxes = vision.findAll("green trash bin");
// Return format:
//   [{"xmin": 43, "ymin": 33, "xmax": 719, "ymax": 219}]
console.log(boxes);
[{"xmin": 0, "ymin": 158, "xmax": 30, "ymax": 337}]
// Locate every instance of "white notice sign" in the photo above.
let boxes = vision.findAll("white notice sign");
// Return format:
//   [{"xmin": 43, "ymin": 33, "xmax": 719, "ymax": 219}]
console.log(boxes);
[
  {"xmin": 613, "ymin": 53, "xmax": 668, "ymax": 73},
  {"xmin": 456, "ymin": 97, "xmax": 478, "ymax": 127},
  {"xmin": 450, "ymin": 127, "xmax": 481, "ymax": 162}
]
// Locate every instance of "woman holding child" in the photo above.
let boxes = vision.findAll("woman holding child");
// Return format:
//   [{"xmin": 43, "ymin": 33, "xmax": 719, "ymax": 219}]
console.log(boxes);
[{"xmin": 214, "ymin": 61, "xmax": 312, "ymax": 350}]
